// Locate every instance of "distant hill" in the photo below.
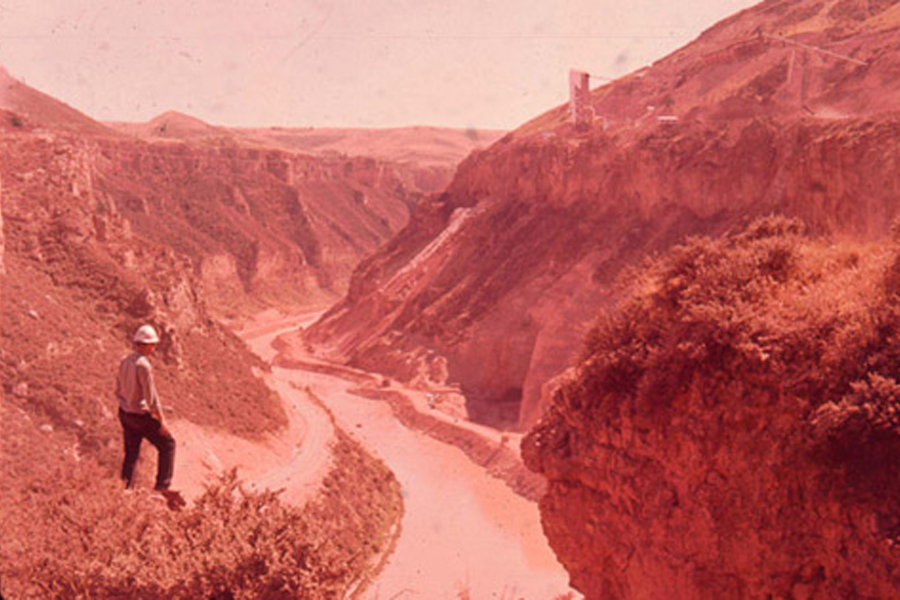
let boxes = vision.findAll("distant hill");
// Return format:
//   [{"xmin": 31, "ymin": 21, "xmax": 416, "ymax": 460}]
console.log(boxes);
[
  {"xmin": 232, "ymin": 126, "xmax": 506, "ymax": 168},
  {"xmin": 0, "ymin": 67, "xmax": 118, "ymax": 136},
  {"xmin": 107, "ymin": 110, "xmax": 231, "ymax": 140},
  {"xmin": 107, "ymin": 114, "xmax": 505, "ymax": 169}
]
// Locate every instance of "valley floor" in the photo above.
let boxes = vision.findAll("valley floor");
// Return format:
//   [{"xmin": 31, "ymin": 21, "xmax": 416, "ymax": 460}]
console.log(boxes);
[{"xmin": 175, "ymin": 310, "xmax": 575, "ymax": 599}]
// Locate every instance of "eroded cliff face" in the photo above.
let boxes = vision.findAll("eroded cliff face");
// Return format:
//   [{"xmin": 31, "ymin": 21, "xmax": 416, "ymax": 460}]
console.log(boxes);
[
  {"xmin": 1, "ymin": 71, "xmax": 477, "ymax": 319},
  {"xmin": 90, "ymin": 137, "xmax": 417, "ymax": 315},
  {"xmin": 305, "ymin": 0, "xmax": 900, "ymax": 429},
  {"xmin": 306, "ymin": 112, "xmax": 900, "ymax": 429},
  {"xmin": 522, "ymin": 220, "xmax": 900, "ymax": 598}
]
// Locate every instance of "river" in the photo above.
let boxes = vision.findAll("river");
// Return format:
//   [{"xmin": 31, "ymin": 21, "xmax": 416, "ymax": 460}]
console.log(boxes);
[{"xmin": 238, "ymin": 312, "xmax": 576, "ymax": 599}]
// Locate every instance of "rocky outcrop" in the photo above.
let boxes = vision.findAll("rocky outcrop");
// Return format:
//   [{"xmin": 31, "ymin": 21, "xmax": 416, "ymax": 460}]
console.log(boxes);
[
  {"xmin": 522, "ymin": 220, "xmax": 900, "ymax": 598},
  {"xmin": 305, "ymin": 0, "xmax": 900, "ymax": 429}
]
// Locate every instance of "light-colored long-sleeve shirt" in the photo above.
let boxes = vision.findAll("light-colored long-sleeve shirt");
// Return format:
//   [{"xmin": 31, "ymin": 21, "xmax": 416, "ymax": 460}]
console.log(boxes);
[{"xmin": 116, "ymin": 352, "xmax": 163, "ymax": 416}]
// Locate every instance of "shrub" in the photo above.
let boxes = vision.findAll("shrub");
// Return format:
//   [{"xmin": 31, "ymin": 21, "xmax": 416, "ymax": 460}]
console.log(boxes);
[
  {"xmin": 569, "ymin": 216, "xmax": 895, "ymax": 423},
  {"xmin": 4, "ymin": 432, "xmax": 401, "ymax": 600},
  {"xmin": 572, "ymin": 216, "xmax": 815, "ymax": 419},
  {"xmin": 5, "ymin": 467, "xmax": 344, "ymax": 599}
]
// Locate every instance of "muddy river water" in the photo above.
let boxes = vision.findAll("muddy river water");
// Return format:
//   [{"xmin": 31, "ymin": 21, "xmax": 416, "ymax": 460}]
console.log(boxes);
[{"xmin": 240, "ymin": 315, "xmax": 576, "ymax": 599}]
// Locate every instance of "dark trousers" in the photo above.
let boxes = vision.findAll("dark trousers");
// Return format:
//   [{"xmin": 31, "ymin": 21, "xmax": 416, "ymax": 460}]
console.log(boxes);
[{"xmin": 118, "ymin": 408, "xmax": 176, "ymax": 490}]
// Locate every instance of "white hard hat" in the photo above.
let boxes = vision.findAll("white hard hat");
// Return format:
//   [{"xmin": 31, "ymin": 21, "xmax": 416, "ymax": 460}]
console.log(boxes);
[{"xmin": 133, "ymin": 324, "xmax": 160, "ymax": 344}]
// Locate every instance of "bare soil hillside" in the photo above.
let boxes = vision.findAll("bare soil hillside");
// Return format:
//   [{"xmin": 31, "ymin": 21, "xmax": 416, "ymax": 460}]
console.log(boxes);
[{"xmin": 0, "ymin": 68, "xmax": 119, "ymax": 136}]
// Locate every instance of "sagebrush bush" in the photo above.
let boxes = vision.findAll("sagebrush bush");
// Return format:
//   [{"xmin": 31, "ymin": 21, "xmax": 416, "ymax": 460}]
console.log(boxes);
[
  {"xmin": 5, "ymin": 468, "xmax": 340, "ymax": 599},
  {"xmin": 571, "ymin": 216, "xmax": 896, "ymax": 419},
  {"xmin": 4, "ymin": 430, "xmax": 402, "ymax": 599}
]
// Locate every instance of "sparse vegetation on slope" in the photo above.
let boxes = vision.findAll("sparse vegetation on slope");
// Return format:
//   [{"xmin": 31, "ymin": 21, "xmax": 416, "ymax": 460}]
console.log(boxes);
[
  {"xmin": 524, "ymin": 217, "xmax": 900, "ymax": 598},
  {"xmin": 2, "ymin": 430, "xmax": 402, "ymax": 599}
]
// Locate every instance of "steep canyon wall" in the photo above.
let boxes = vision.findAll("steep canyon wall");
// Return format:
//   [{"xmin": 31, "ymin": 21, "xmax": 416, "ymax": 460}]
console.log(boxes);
[
  {"xmin": 305, "ymin": 0, "xmax": 900, "ymax": 430},
  {"xmin": 90, "ymin": 138, "xmax": 419, "ymax": 315},
  {"xmin": 307, "ymin": 114, "xmax": 900, "ymax": 428}
]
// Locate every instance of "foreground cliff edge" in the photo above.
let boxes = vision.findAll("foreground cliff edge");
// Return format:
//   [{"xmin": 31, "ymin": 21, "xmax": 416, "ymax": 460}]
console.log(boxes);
[{"xmin": 524, "ymin": 217, "xmax": 900, "ymax": 598}]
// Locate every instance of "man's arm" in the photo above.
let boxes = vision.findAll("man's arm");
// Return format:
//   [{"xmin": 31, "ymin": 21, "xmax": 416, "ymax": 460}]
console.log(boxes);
[{"xmin": 136, "ymin": 360, "xmax": 165, "ymax": 424}]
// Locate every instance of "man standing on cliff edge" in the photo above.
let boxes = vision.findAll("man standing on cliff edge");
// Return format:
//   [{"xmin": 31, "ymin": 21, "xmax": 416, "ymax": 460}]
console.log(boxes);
[{"xmin": 116, "ymin": 324, "xmax": 183, "ymax": 507}]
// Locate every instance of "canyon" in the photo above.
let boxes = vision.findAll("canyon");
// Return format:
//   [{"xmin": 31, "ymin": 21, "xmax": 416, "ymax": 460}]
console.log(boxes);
[
  {"xmin": 299, "ymin": 0, "xmax": 900, "ymax": 596},
  {"xmin": 0, "ymin": 67, "xmax": 521, "ymax": 597},
  {"xmin": 2, "ymin": 66, "xmax": 501, "ymax": 318},
  {"xmin": 6, "ymin": 0, "xmax": 900, "ymax": 597}
]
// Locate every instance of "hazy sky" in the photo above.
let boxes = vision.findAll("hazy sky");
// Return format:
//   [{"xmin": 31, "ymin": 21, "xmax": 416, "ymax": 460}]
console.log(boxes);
[{"xmin": 0, "ymin": 0, "xmax": 759, "ymax": 129}]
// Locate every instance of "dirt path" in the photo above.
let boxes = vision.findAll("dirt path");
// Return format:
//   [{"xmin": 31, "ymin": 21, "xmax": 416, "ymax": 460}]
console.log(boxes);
[{"xmin": 169, "ymin": 310, "xmax": 333, "ymax": 505}]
